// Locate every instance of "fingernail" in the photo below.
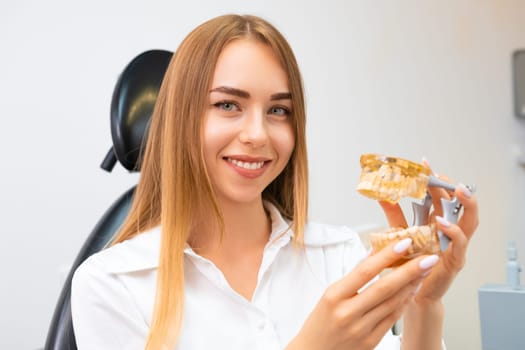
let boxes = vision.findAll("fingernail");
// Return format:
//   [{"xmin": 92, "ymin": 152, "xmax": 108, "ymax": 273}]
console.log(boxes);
[
  {"xmin": 393, "ymin": 238, "xmax": 412, "ymax": 254},
  {"xmin": 419, "ymin": 255, "xmax": 440, "ymax": 270},
  {"xmin": 459, "ymin": 183, "xmax": 472, "ymax": 198},
  {"xmin": 421, "ymin": 157, "xmax": 430, "ymax": 168},
  {"xmin": 421, "ymin": 157, "xmax": 439, "ymax": 176},
  {"xmin": 435, "ymin": 216, "xmax": 451, "ymax": 228},
  {"xmin": 366, "ymin": 248, "xmax": 373, "ymax": 257}
]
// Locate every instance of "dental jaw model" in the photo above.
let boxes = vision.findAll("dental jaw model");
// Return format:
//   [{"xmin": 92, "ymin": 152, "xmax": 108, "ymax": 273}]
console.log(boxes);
[{"xmin": 357, "ymin": 154, "xmax": 474, "ymax": 265}]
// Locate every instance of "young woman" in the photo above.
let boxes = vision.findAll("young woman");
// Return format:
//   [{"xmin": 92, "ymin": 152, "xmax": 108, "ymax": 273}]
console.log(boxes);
[{"xmin": 71, "ymin": 14, "xmax": 478, "ymax": 350}]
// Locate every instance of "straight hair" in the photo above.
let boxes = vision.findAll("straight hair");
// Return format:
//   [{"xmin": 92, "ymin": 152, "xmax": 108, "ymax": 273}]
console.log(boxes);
[{"xmin": 111, "ymin": 14, "xmax": 308, "ymax": 349}]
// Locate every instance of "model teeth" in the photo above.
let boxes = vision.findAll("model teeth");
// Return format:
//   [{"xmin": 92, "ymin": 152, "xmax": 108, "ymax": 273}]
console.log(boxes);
[{"xmin": 227, "ymin": 158, "xmax": 265, "ymax": 170}]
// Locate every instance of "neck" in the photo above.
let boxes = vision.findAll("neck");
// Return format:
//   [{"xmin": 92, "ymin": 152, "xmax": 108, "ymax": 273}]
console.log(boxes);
[{"xmin": 189, "ymin": 197, "xmax": 271, "ymax": 255}]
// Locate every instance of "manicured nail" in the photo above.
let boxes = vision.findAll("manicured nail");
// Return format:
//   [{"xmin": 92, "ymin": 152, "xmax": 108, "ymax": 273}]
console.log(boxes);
[
  {"xmin": 459, "ymin": 183, "xmax": 472, "ymax": 198},
  {"xmin": 435, "ymin": 216, "xmax": 451, "ymax": 228},
  {"xmin": 393, "ymin": 238, "xmax": 412, "ymax": 253},
  {"xmin": 419, "ymin": 255, "xmax": 439, "ymax": 270},
  {"xmin": 421, "ymin": 157, "xmax": 439, "ymax": 176}
]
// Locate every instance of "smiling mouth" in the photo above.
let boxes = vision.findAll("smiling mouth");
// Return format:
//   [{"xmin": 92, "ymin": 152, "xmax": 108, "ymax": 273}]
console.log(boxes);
[{"xmin": 225, "ymin": 157, "xmax": 266, "ymax": 170}]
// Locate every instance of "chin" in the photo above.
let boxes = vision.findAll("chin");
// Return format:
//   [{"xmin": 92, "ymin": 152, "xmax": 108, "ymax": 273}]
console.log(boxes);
[{"xmin": 216, "ymin": 189, "xmax": 265, "ymax": 206}]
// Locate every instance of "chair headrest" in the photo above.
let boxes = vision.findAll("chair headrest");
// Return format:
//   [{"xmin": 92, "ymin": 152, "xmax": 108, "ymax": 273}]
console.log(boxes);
[{"xmin": 101, "ymin": 49, "xmax": 173, "ymax": 172}]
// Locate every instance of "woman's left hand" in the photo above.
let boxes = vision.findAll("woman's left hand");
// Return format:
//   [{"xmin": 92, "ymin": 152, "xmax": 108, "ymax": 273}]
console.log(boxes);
[{"xmin": 379, "ymin": 176, "xmax": 479, "ymax": 303}]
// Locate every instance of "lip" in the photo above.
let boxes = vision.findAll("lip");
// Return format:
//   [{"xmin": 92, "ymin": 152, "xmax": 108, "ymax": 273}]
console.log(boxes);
[{"xmin": 223, "ymin": 155, "xmax": 272, "ymax": 179}]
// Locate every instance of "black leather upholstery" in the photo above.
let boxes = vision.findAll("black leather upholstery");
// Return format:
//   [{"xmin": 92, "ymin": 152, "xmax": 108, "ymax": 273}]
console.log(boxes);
[
  {"xmin": 44, "ymin": 188, "xmax": 135, "ymax": 350},
  {"xmin": 101, "ymin": 50, "xmax": 173, "ymax": 172},
  {"xmin": 44, "ymin": 49, "xmax": 172, "ymax": 350}
]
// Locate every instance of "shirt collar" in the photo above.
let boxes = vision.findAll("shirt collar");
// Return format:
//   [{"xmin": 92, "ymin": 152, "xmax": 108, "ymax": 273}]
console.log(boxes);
[
  {"xmin": 102, "ymin": 226, "xmax": 161, "ymax": 274},
  {"xmin": 264, "ymin": 202, "xmax": 359, "ymax": 248},
  {"xmin": 106, "ymin": 202, "xmax": 293, "ymax": 274},
  {"xmin": 183, "ymin": 202, "xmax": 294, "ymax": 258},
  {"xmin": 104, "ymin": 202, "xmax": 357, "ymax": 274},
  {"xmin": 265, "ymin": 201, "xmax": 293, "ymax": 246}
]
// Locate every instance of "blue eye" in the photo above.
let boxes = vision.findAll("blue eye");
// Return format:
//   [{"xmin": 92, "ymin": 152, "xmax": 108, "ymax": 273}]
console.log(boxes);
[
  {"xmin": 221, "ymin": 102, "xmax": 235, "ymax": 111},
  {"xmin": 269, "ymin": 106, "xmax": 290, "ymax": 116},
  {"xmin": 214, "ymin": 101, "xmax": 239, "ymax": 112}
]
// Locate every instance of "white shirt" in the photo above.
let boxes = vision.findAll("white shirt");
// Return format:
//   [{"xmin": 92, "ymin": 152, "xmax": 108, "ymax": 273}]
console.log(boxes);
[{"xmin": 71, "ymin": 204, "xmax": 402, "ymax": 349}]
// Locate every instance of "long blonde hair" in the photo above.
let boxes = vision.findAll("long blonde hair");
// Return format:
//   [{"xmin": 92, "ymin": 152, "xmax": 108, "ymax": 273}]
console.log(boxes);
[{"xmin": 111, "ymin": 14, "xmax": 308, "ymax": 349}]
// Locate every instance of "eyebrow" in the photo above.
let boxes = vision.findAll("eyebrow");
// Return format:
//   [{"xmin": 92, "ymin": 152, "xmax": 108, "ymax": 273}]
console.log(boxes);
[
  {"xmin": 209, "ymin": 86, "xmax": 291, "ymax": 101},
  {"xmin": 270, "ymin": 92, "xmax": 292, "ymax": 101}
]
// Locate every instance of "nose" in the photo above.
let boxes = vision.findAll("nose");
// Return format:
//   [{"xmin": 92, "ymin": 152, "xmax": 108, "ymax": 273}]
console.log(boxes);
[{"xmin": 238, "ymin": 109, "xmax": 268, "ymax": 148}]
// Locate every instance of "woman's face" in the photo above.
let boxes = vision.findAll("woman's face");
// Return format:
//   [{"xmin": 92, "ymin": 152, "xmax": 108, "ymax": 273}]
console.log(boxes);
[{"xmin": 203, "ymin": 39, "xmax": 295, "ymax": 206}]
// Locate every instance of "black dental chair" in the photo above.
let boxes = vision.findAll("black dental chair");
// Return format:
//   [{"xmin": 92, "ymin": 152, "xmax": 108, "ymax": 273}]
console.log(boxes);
[{"xmin": 44, "ymin": 49, "xmax": 173, "ymax": 350}]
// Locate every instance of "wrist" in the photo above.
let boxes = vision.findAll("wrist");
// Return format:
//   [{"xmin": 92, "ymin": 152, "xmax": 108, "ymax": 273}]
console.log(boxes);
[
  {"xmin": 406, "ymin": 297, "xmax": 444, "ymax": 326},
  {"xmin": 285, "ymin": 335, "xmax": 311, "ymax": 350},
  {"xmin": 411, "ymin": 296, "xmax": 444, "ymax": 314},
  {"xmin": 401, "ymin": 298, "xmax": 444, "ymax": 350}
]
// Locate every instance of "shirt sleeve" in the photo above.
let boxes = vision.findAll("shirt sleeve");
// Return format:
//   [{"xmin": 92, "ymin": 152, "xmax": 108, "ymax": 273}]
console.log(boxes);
[{"xmin": 71, "ymin": 257, "xmax": 149, "ymax": 349}]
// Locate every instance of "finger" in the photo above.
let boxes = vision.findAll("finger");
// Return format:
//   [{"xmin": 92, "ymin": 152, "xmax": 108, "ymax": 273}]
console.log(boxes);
[
  {"xmin": 435, "ymin": 216, "xmax": 468, "ymax": 269},
  {"xmin": 328, "ymin": 238, "xmax": 415, "ymax": 300},
  {"xmin": 455, "ymin": 184, "xmax": 479, "ymax": 240},
  {"xmin": 352, "ymin": 254, "xmax": 439, "ymax": 315},
  {"xmin": 427, "ymin": 178, "xmax": 452, "ymax": 218},
  {"xmin": 368, "ymin": 308, "xmax": 406, "ymax": 347},
  {"xmin": 421, "ymin": 159, "xmax": 453, "ymax": 217},
  {"xmin": 421, "ymin": 158, "xmax": 454, "ymax": 192},
  {"xmin": 421, "ymin": 157, "xmax": 436, "ymax": 181},
  {"xmin": 336, "ymin": 277, "xmax": 420, "ymax": 348},
  {"xmin": 359, "ymin": 276, "xmax": 422, "ymax": 328},
  {"xmin": 378, "ymin": 201, "xmax": 408, "ymax": 228}
]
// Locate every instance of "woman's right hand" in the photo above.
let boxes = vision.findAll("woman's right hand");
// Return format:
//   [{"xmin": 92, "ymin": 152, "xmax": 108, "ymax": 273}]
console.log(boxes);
[{"xmin": 286, "ymin": 238, "xmax": 440, "ymax": 350}]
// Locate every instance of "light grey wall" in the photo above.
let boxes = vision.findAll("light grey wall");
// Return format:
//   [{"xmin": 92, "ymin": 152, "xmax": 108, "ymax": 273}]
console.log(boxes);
[{"xmin": 2, "ymin": 1, "xmax": 524, "ymax": 349}]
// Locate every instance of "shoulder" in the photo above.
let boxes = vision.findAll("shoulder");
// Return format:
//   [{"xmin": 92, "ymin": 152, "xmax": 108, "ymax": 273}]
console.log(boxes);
[
  {"xmin": 303, "ymin": 221, "xmax": 361, "ymax": 247},
  {"xmin": 71, "ymin": 227, "xmax": 160, "ymax": 336},
  {"xmin": 299, "ymin": 221, "xmax": 368, "ymax": 283},
  {"xmin": 75, "ymin": 226, "xmax": 161, "ymax": 278},
  {"xmin": 71, "ymin": 231, "xmax": 156, "ymax": 348}
]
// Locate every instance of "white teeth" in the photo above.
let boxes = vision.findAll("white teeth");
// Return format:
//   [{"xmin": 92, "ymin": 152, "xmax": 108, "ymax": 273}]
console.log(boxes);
[{"xmin": 227, "ymin": 158, "xmax": 265, "ymax": 170}]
